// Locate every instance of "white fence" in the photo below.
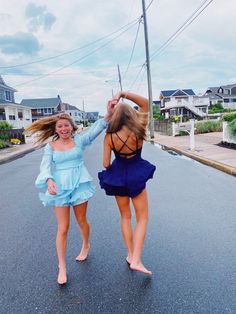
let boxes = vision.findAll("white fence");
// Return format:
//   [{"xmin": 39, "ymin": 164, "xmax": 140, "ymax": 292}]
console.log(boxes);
[{"xmin": 223, "ymin": 121, "xmax": 236, "ymax": 144}]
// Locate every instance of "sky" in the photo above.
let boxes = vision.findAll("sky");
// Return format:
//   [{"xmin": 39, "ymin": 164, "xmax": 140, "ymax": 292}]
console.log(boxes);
[{"xmin": 0, "ymin": 0, "xmax": 236, "ymax": 115}]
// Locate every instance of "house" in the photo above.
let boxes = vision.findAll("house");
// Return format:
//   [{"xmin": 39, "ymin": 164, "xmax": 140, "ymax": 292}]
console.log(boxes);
[
  {"xmin": 0, "ymin": 75, "xmax": 32, "ymax": 129},
  {"xmin": 204, "ymin": 83, "xmax": 236, "ymax": 109},
  {"xmin": 159, "ymin": 89, "xmax": 209, "ymax": 120},
  {"xmin": 60, "ymin": 103, "xmax": 84, "ymax": 123},
  {"xmin": 21, "ymin": 95, "xmax": 63, "ymax": 122},
  {"xmin": 85, "ymin": 112, "xmax": 99, "ymax": 123}
]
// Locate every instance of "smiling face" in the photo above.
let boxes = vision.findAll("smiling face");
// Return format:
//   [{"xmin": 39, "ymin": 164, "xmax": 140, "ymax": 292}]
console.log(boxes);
[{"xmin": 55, "ymin": 118, "xmax": 73, "ymax": 140}]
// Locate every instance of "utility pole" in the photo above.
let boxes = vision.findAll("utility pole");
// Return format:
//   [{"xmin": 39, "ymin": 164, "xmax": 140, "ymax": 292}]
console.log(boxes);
[
  {"xmin": 142, "ymin": 0, "xmax": 154, "ymax": 139},
  {"xmin": 82, "ymin": 99, "xmax": 85, "ymax": 127},
  {"xmin": 117, "ymin": 64, "xmax": 123, "ymax": 91}
]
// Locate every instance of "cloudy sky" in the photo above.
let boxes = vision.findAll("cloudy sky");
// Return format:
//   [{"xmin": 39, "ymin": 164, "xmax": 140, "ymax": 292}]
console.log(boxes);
[{"xmin": 0, "ymin": 0, "xmax": 235, "ymax": 114}]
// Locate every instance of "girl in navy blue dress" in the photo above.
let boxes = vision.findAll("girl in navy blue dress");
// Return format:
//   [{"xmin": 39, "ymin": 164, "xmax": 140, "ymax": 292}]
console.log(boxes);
[{"xmin": 98, "ymin": 91, "xmax": 156, "ymax": 274}]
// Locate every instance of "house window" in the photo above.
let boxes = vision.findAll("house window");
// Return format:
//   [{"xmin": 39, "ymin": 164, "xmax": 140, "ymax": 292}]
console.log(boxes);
[
  {"xmin": 224, "ymin": 99, "xmax": 229, "ymax": 103},
  {"xmin": 18, "ymin": 111, "xmax": 23, "ymax": 119},
  {"xmin": 5, "ymin": 91, "xmax": 11, "ymax": 101},
  {"xmin": 37, "ymin": 109, "xmax": 41, "ymax": 113},
  {"xmin": 48, "ymin": 108, "xmax": 52, "ymax": 113},
  {"xmin": 232, "ymin": 99, "xmax": 236, "ymax": 103},
  {"xmin": 9, "ymin": 115, "xmax": 16, "ymax": 120}
]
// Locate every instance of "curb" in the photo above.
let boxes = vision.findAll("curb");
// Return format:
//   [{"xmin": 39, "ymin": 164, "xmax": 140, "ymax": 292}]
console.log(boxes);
[
  {"xmin": 0, "ymin": 145, "xmax": 43, "ymax": 165},
  {"xmin": 164, "ymin": 145, "xmax": 236, "ymax": 177}
]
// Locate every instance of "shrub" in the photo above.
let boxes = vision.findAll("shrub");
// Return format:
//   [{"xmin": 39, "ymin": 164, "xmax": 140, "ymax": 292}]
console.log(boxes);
[
  {"xmin": 222, "ymin": 112, "xmax": 236, "ymax": 122},
  {"xmin": 0, "ymin": 139, "xmax": 8, "ymax": 149},
  {"xmin": 10, "ymin": 138, "xmax": 21, "ymax": 145},
  {"xmin": 177, "ymin": 130, "xmax": 189, "ymax": 136},
  {"xmin": 195, "ymin": 121, "xmax": 222, "ymax": 134},
  {"xmin": 0, "ymin": 121, "xmax": 13, "ymax": 130},
  {"xmin": 228, "ymin": 119, "xmax": 236, "ymax": 135},
  {"xmin": 0, "ymin": 133, "xmax": 10, "ymax": 141}
]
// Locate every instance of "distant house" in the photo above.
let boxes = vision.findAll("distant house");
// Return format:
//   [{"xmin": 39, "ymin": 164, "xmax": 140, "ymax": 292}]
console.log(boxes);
[
  {"xmin": 21, "ymin": 95, "xmax": 63, "ymax": 122},
  {"xmin": 204, "ymin": 83, "xmax": 236, "ymax": 109},
  {"xmin": 159, "ymin": 89, "xmax": 209, "ymax": 120},
  {"xmin": 0, "ymin": 75, "xmax": 32, "ymax": 128},
  {"xmin": 86, "ymin": 112, "xmax": 99, "ymax": 123},
  {"xmin": 60, "ymin": 103, "xmax": 84, "ymax": 123}
]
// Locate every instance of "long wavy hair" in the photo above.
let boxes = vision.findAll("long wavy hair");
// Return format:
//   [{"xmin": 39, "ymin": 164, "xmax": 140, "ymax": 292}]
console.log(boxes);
[
  {"xmin": 25, "ymin": 113, "xmax": 78, "ymax": 143},
  {"xmin": 106, "ymin": 103, "xmax": 148, "ymax": 140}
]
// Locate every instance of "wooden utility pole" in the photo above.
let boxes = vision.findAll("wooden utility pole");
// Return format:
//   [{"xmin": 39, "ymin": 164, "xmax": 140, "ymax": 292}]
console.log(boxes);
[
  {"xmin": 142, "ymin": 0, "xmax": 154, "ymax": 139},
  {"xmin": 117, "ymin": 64, "xmax": 123, "ymax": 91}
]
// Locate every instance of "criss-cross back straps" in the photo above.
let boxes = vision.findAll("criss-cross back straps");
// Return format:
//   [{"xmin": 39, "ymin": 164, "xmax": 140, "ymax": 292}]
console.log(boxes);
[{"xmin": 110, "ymin": 132, "xmax": 138, "ymax": 153}]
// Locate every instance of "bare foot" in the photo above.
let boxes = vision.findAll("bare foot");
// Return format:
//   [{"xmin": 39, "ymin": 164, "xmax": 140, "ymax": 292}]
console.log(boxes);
[
  {"xmin": 130, "ymin": 262, "xmax": 152, "ymax": 275},
  {"xmin": 57, "ymin": 267, "xmax": 67, "ymax": 285},
  {"xmin": 76, "ymin": 244, "xmax": 90, "ymax": 262},
  {"xmin": 126, "ymin": 256, "xmax": 132, "ymax": 265}
]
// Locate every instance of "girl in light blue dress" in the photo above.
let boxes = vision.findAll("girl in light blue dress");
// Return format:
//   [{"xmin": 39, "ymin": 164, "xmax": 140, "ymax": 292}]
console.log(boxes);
[{"xmin": 26, "ymin": 101, "xmax": 115, "ymax": 284}]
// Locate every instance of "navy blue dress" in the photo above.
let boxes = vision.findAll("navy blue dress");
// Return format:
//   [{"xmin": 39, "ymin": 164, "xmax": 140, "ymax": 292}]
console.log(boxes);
[{"xmin": 98, "ymin": 133, "xmax": 156, "ymax": 198}]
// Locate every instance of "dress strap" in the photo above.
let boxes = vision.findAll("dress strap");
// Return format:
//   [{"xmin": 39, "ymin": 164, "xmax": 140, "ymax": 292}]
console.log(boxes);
[{"xmin": 115, "ymin": 132, "xmax": 137, "ymax": 153}]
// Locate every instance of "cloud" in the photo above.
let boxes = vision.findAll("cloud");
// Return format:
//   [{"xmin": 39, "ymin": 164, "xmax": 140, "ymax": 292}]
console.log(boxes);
[
  {"xmin": 25, "ymin": 2, "xmax": 56, "ymax": 32},
  {"xmin": 0, "ymin": 32, "xmax": 41, "ymax": 55}
]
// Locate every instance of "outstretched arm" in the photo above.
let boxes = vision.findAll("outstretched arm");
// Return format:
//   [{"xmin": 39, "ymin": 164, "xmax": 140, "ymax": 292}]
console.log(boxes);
[
  {"xmin": 79, "ymin": 98, "xmax": 117, "ymax": 148},
  {"xmin": 113, "ymin": 91, "xmax": 149, "ymax": 113}
]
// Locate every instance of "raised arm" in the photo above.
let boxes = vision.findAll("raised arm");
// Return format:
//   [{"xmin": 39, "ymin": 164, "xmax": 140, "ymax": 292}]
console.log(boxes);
[
  {"xmin": 79, "ymin": 98, "xmax": 117, "ymax": 148},
  {"xmin": 113, "ymin": 91, "xmax": 149, "ymax": 113}
]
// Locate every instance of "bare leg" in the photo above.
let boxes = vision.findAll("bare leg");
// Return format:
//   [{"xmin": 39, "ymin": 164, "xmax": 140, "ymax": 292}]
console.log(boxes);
[
  {"xmin": 130, "ymin": 189, "xmax": 152, "ymax": 275},
  {"xmin": 73, "ymin": 202, "xmax": 90, "ymax": 261},
  {"xmin": 115, "ymin": 195, "xmax": 133, "ymax": 264},
  {"xmin": 54, "ymin": 206, "xmax": 70, "ymax": 284}
]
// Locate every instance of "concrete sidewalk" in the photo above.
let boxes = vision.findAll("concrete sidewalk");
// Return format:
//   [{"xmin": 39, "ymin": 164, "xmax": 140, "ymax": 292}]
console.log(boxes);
[
  {"xmin": 1, "ymin": 132, "xmax": 236, "ymax": 177},
  {"xmin": 154, "ymin": 131, "xmax": 236, "ymax": 176}
]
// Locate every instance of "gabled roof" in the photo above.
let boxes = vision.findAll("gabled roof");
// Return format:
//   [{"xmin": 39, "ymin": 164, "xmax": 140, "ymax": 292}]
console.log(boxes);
[
  {"xmin": 0, "ymin": 75, "xmax": 17, "ymax": 92},
  {"xmin": 0, "ymin": 100, "xmax": 32, "ymax": 109},
  {"xmin": 21, "ymin": 97, "xmax": 61, "ymax": 109},
  {"xmin": 161, "ymin": 89, "xmax": 195, "ymax": 97}
]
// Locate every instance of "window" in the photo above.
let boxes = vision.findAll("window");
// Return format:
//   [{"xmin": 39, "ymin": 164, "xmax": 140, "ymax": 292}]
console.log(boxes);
[
  {"xmin": 224, "ymin": 99, "xmax": 229, "ymax": 103},
  {"xmin": 48, "ymin": 108, "xmax": 52, "ymax": 113},
  {"xmin": 37, "ymin": 109, "xmax": 41, "ymax": 113},
  {"xmin": 5, "ymin": 91, "xmax": 11, "ymax": 101},
  {"xmin": 9, "ymin": 115, "xmax": 15, "ymax": 120},
  {"xmin": 18, "ymin": 111, "xmax": 23, "ymax": 119}
]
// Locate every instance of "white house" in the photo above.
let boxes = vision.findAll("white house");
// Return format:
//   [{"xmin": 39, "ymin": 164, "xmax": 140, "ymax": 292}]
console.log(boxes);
[
  {"xmin": 159, "ymin": 89, "xmax": 209, "ymax": 120},
  {"xmin": 204, "ymin": 83, "xmax": 236, "ymax": 109},
  {"xmin": 0, "ymin": 75, "xmax": 32, "ymax": 129}
]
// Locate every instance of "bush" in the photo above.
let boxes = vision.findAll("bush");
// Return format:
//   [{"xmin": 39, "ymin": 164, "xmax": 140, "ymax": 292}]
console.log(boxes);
[
  {"xmin": 0, "ymin": 133, "xmax": 10, "ymax": 141},
  {"xmin": 10, "ymin": 138, "xmax": 21, "ymax": 145},
  {"xmin": 0, "ymin": 139, "xmax": 8, "ymax": 149},
  {"xmin": 177, "ymin": 130, "xmax": 189, "ymax": 136},
  {"xmin": 222, "ymin": 112, "xmax": 236, "ymax": 122},
  {"xmin": 0, "ymin": 121, "xmax": 13, "ymax": 130},
  {"xmin": 195, "ymin": 121, "xmax": 222, "ymax": 134},
  {"xmin": 228, "ymin": 119, "xmax": 236, "ymax": 135}
]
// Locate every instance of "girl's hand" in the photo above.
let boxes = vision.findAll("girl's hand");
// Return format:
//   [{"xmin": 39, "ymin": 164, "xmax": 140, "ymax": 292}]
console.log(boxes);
[
  {"xmin": 104, "ymin": 98, "xmax": 118, "ymax": 121},
  {"xmin": 47, "ymin": 178, "xmax": 57, "ymax": 195}
]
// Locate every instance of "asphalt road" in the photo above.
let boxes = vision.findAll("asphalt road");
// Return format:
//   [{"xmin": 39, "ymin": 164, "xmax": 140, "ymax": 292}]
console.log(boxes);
[{"xmin": 0, "ymin": 134, "xmax": 235, "ymax": 314}]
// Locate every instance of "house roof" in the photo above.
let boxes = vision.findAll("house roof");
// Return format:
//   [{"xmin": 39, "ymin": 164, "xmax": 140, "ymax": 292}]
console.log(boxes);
[
  {"xmin": 21, "ymin": 97, "xmax": 61, "ymax": 109},
  {"xmin": 161, "ymin": 89, "xmax": 195, "ymax": 97},
  {"xmin": 0, "ymin": 75, "xmax": 17, "ymax": 92},
  {"xmin": 0, "ymin": 100, "xmax": 32, "ymax": 109},
  {"xmin": 205, "ymin": 84, "xmax": 236, "ymax": 98}
]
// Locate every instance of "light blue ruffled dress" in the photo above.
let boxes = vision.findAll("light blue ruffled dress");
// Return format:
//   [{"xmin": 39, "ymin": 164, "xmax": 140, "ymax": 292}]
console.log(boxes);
[{"xmin": 35, "ymin": 119, "xmax": 108, "ymax": 207}]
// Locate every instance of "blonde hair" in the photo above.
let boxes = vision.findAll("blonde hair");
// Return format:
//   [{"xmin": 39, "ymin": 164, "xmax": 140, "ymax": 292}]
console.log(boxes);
[
  {"xmin": 25, "ymin": 113, "xmax": 78, "ymax": 143},
  {"xmin": 106, "ymin": 103, "xmax": 148, "ymax": 140}
]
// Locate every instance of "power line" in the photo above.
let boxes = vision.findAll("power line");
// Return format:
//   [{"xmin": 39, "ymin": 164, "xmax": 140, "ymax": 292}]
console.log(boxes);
[
  {"xmin": 0, "ymin": 18, "xmax": 140, "ymax": 70},
  {"xmin": 14, "ymin": 20, "xmax": 140, "ymax": 88},
  {"xmin": 123, "ymin": 17, "xmax": 142, "ymax": 80},
  {"xmin": 146, "ymin": 0, "xmax": 155, "ymax": 11},
  {"xmin": 150, "ymin": 0, "xmax": 214, "ymax": 61}
]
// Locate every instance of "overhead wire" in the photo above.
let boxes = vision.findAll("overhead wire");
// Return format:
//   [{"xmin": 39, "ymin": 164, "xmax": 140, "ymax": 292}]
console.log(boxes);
[
  {"xmin": 150, "ymin": 0, "xmax": 214, "ymax": 61},
  {"xmin": 122, "ymin": 17, "xmax": 142, "ymax": 80},
  {"xmin": 0, "ymin": 18, "xmax": 140, "ymax": 70},
  {"xmin": 14, "ymin": 20, "xmax": 140, "ymax": 88}
]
